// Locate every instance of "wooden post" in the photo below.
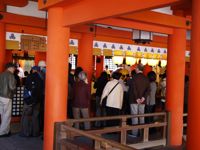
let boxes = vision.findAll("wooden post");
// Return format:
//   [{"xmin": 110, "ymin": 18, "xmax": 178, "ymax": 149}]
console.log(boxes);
[{"xmin": 44, "ymin": 7, "xmax": 69, "ymax": 150}]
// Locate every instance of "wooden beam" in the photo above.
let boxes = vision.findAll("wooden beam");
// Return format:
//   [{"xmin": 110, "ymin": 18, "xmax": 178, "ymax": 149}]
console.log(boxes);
[
  {"xmin": 119, "ymin": 11, "xmax": 190, "ymax": 29},
  {"xmin": 4, "ymin": 0, "xmax": 28, "ymax": 7},
  {"xmin": 71, "ymin": 25, "xmax": 132, "ymax": 39},
  {"xmin": 63, "ymin": 0, "xmax": 181, "ymax": 26},
  {"xmin": 0, "ymin": 12, "xmax": 46, "ymax": 28},
  {"xmin": 38, "ymin": 0, "xmax": 83, "ymax": 10},
  {"xmin": 94, "ymin": 18, "xmax": 173, "ymax": 34},
  {"xmin": 6, "ymin": 24, "xmax": 47, "ymax": 35},
  {"xmin": 6, "ymin": 24, "xmax": 82, "ymax": 39}
]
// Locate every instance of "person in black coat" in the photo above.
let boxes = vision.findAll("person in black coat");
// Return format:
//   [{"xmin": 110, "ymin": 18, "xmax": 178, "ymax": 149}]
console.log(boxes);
[
  {"xmin": 20, "ymin": 66, "xmax": 43, "ymax": 137},
  {"xmin": 93, "ymin": 71, "xmax": 108, "ymax": 127}
]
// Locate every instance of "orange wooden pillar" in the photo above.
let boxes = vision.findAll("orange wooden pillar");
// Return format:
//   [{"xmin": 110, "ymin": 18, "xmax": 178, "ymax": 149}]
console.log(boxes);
[
  {"xmin": 0, "ymin": 23, "xmax": 5, "ymax": 72},
  {"xmin": 44, "ymin": 7, "xmax": 69, "ymax": 150},
  {"xmin": 166, "ymin": 28, "xmax": 186, "ymax": 146},
  {"xmin": 77, "ymin": 33, "xmax": 94, "ymax": 82},
  {"xmin": 96, "ymin": 56, "xmax": 104, "ymax": 78},
  {"xmin": 187, "ymin": 0, "xmax": 200, "ymax": 149},
  {"xmin": 34, "ymin": 51, "xmax": 46, "ymax": 65},
  {"xmin": 0, "ymin": 3, "xmax": 5, "ymax": 72}
]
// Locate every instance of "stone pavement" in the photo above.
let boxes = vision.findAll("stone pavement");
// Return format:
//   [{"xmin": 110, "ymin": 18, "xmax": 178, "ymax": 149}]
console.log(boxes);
[{"xmin": 0, "ymin": 123, "xmax": 43, "ymax": 150}]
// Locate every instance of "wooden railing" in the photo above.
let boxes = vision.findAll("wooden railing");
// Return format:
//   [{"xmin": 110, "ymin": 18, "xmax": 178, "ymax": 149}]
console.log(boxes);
[{"xmin": 54, "ymin": 112, "xmax": 168, "ymax": 150}]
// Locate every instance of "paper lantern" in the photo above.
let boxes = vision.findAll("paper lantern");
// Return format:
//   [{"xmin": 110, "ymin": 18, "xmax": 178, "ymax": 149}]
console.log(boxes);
[
  {"xmin": 141, "ymin": 58, "xmax": 148, "ymax": 65},
  {"xmin": 126, "ymin": 57, "xmax": 137, "ymax": 65},
  {"xmin": 112, "ymin": 56, "xmax": 123, "ymax": 65}
]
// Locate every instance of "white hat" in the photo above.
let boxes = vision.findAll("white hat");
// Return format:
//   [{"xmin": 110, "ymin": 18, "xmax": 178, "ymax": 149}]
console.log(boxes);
[{"xmin": 38, "ymin": 60, "xmax": 46, "ymax": 67}]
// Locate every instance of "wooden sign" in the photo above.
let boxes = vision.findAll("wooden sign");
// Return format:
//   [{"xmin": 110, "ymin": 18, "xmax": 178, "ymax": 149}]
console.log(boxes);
[{"xmin": 21, "ymin": 35, "xmax": 46, "ymax": 51}]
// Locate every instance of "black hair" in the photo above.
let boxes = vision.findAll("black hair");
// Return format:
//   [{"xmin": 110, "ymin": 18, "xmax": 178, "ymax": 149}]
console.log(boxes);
[
  {"xmin": 112, "ymin": 72, "xmax": 122, "ymax": 80},
  {"xmin": 5, "ymin": 62, "xmax": 15, "ymax": 69},
  {"xmin": 131, "ymin": 70, "xmax": 136, "ymax": 76},
  {"xmin": 74, "ymin": 67, "xmax": 83, "ymax": 78},
  {"xmin": 147, "ymin": 71, "xmax": 156, "ymax": 82}
]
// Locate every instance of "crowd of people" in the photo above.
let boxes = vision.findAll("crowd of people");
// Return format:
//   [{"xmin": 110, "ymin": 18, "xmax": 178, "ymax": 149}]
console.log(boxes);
[
  {"xmin": 0, "ymin": 61, "xmax": 189, "ymax": 138},
  {"xmin": 0, "ymin": 62, "xmax": 46, "ymax": 137},
  {"xmin": 67, "ymin": 63, "xmax": 162, "ymax": 137}
]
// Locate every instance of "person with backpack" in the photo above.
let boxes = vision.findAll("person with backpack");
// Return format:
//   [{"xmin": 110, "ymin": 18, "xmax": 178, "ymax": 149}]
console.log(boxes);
[{"xmin": 20, "ymin": 66, "xmax": 43, "ymax": 137}]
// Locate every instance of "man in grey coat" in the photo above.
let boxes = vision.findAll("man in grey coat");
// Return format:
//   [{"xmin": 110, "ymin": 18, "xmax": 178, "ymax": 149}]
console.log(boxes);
[{"xmin": 0, "ymin": 63, "xmax": 16, "ymax": 137}]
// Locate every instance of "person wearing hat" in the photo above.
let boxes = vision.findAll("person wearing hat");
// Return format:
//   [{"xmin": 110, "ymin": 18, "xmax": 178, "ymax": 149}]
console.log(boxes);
[
  {"xmin": 0, "ymin": 62, "xmax": 16, "ymax": 137},
  {"xmin": 20, "ymin": 66, "xmax": 43, "ymax": 137},
  {"xmin": 72, "ymin": 71, "xmax": 90, "ymax": 130}
]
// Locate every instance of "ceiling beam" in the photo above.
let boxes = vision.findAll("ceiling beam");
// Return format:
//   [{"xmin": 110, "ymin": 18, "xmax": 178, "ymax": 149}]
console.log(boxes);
[
  {"xmin": 3, "ymin": 0, "xmax": 28, "ymax": 7},
  {"xmin": 38, "ymin": 0, "xmax": 83, "ymax": 10},
  {"xmin": 0, "ymin": 12, "xmax": 46, "ymax": 28},
  {"xmin": 94, "ymin": 18, "xmax": 173, "ymax": 34},
  {"xmin": 63, "ymin": 0, "xmax": 181, "ymax": 26},
  {"xmin": 119, "ymin": 11, "xmax": 190, "ymax": 29}
]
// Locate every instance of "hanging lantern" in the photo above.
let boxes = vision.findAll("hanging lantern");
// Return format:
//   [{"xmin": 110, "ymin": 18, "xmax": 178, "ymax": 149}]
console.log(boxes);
[
  {"xmin": 112, "ymin": 56, "xmax": 123, "ymax": 65},
  {"xmin": 141, "ymin": 58, "xmax": 148, "ymax": 65},
  {"xmin": 126, "ymin": 57, "xmax": 137, "ymax": 66},
  {"xmin": 161, "ymin": 60, "xmax": 167, "ymax": 67},
  {"xmin": 148, "ymin": 59, "xmax": 159, "ymax": 66},
  {"xmin": 132, "ymin": 30, "xmax": 153, "ymax": 44}
]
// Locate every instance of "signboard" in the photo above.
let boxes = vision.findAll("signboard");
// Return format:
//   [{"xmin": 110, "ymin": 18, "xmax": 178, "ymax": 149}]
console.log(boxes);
[{"xmin": 21, "ymin": 35, "xmax": 46, "ymax": 51}]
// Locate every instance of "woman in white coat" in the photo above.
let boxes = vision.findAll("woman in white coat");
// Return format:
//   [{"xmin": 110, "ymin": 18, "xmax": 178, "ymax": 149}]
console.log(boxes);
[{"xmin": 101, "ymin": 72, "xmax": 124, "ymax": 126}]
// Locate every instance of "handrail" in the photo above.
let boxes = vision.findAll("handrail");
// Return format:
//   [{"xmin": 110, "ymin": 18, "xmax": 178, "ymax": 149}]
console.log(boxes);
[
  {"xmin": 63, "ymin": 125, "xmax": 136, "ymax": 150},
  {"xmin": 66, "ymin": 112, "xmax": 166, "ymax": 124},
  {"xmin": 55, "ymin": 112, "xmax": 168, "ymax": 150}
]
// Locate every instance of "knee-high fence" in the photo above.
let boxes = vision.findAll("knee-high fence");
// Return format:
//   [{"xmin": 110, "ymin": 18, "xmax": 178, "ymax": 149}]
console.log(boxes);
[{"xmin": 54, "ymin": 112, "xmax": 170, "ymax": 150}]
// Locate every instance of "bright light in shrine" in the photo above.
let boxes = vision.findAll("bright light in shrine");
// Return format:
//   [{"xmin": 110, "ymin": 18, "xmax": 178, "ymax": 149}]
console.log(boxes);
[
  {"xmin": 112, "ymin": 56, "xmax": 123, "ymax": 65},
  {"xmin": 126, "ymin": 57, "xmax": 137, "ymax": 65}
]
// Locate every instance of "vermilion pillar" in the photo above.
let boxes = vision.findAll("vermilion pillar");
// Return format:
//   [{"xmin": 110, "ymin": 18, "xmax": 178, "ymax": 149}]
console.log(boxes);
[
  {"xmin": 166, "ymin": 28, "xmax": 186, "ymax": 146},
  {"xmin": 44, "ymin": 7, "xmax": 69, "ymax": 150},
  {"xmin": 0, "ymin": 23, "xmax": 5, "ymax": 72},
  {"xmin": 96, "ymin": 56, "xmax": 104, "ymax": 78},
  {"xmin": 187, "ymin": 0, "xmax": 200, "ymax": 149},
  {"xmin": 77, "ymin": 33, "xmax": 94, "ymax": 82}
]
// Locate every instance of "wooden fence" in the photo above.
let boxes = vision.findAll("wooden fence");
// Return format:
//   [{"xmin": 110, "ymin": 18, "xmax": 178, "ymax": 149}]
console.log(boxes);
[{"xmin": 54, "ymin": 112, "xmax": 168, "ymax": 150}]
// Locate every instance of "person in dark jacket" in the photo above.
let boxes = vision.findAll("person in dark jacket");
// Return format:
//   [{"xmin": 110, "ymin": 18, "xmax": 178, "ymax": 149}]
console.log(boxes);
[
  {"xmin": 0, "ymin": 63, "xmax": 16, "ymax": 137},
  {"xmin": 67, "ymin": 63, "xmax": 74, "ymax": 119},
  {"xmin": 72, "ymin": 71, "xmax": 90, "ymax": 130},
  {"xmin": 93, "ymin": 71, "xmax": 108, "ymax": 127},
  {"xmin": 128, "ymin": 63, "xmax": 150, "ymax": 137},
  {"xmin": 145, "ymin": 71, "xmax": 157, "ymax": 123},
  {"xmin": 20, "ymin": 66, "xmax": 43, "ymax": 137}
]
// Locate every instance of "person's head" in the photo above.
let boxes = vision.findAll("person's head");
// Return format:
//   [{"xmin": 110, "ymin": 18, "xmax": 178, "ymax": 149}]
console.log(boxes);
[
  {"xmin": 24, "ymin": 71, "xmax": 29, "ymax": 77},
  {"xmin": 5, "ymin": 62, "xmax": 15, "ymax": 74},
  {"xmin": 105, "ymin": 65, "xmax": 108, "ymax": 70},
  {"xmin": 131, "ymin": 70, "xmax": 136, "ymax": 77},
  {"xmin": 38, "ymin": 60, "xmax": 46, "ymax": 68},
  {"xmin": 100, "ymin": 71, "xmax": 108, "ymax": 79},
  {"xmin": 112, "ymin": 72, "xmax": 122, "ymax": 80},
  {"xmin": 78, "ymin": 71, "xmax": 87, "ymax": 82},
  {"xmin": 135, "ymin": 63, "xmax": 144, "ymax": 73},
  {"xmin": 74, "ymin": 67, "xmax": 83, "ymax": 78},
  {"xmin": 31, "ymin": 66, "xmax": 40, "ymax": 73},
  {"xmin": 147, "ymin": 71, "xmax": 156, "ymax": 82}
]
